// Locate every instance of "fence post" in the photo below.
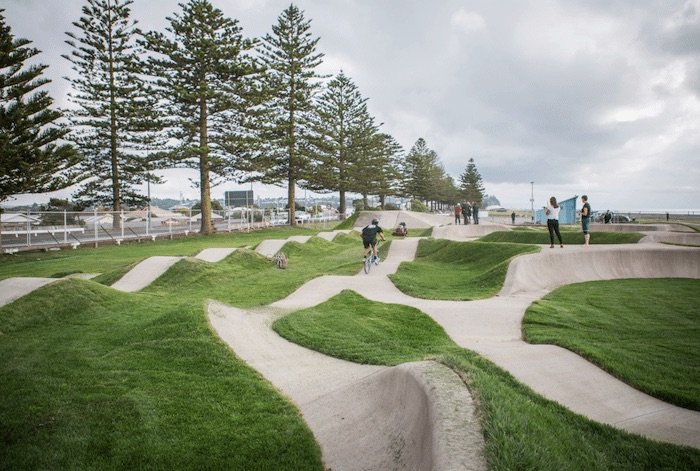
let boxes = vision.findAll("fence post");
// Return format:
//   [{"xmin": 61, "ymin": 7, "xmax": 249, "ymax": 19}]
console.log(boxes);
[
  {"xmin": 121, "ymin": 210, "xmax": 125, "ymax": 240},
  {"xmin": 94, "ymin": 208, "xmax": 98, "ymax": 248},
  {"xmin": 26, "ymin": 209, "xmax": 31, "ymax": 247},
  {"xmin": 64, "ymin": 210, "xmax": 68, "ymax": 244}
]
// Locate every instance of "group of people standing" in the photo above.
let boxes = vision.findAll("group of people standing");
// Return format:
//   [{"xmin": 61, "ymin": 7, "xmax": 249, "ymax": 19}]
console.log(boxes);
[
  {"xmin": 366, "ymin": 194, "xmax": 593, "ymax": 263},
  {"xmin": 453, "ymin": 194, "xmax": 592, "ymax": 247},
  {"xmin": 545, "ymin": 194, "xmax": 591, "ymax": 247},
  {"xmin": 453, "ymin": 202, "xmax": 480, "ymax": 225}
]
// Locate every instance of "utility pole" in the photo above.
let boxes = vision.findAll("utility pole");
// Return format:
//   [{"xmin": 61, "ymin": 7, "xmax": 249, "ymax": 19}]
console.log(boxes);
[{"xmin": 530, "ymin": 181, "xmax": 534, "ymax": 222}]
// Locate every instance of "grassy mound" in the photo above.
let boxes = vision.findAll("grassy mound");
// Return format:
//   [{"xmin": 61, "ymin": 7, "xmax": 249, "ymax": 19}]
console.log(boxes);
[
  {"xmin": 0, "ymin": 280, "xmax": 323, "ymax": 470},
  {"xmin": 481, "ymin": 230, "xmax": 643, "ymax": 244},
  {"xmin": 524, "ymin": 278, "xmax": 700, "ymax": 410},
  {"xmin": 389, "ymin": 239, "xmax": 539, "ymax": 300},
  {"xmin": 274, "ymin": 290, "xmax": 700, "ymax": 470}
]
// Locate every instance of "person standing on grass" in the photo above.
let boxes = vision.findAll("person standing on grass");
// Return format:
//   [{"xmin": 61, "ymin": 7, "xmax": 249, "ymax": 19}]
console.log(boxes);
[
  {"xmin": 580, "ymin": 195, "xmax": 591, "ymax": 246},
  {"xmin": 545, "ymin": 197, "xmax": 564, "ymax": 248},
  {"xmin": 453, "ymin": 203, "xmax": 462, "ymax": 225},
  {"xmin": 511, "ymin": 211, "xmax": 516, "ymax": 225}
]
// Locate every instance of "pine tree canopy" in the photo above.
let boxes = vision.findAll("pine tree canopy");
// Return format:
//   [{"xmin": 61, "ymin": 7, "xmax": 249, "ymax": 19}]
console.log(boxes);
[
  {"xmin": 140, "ymin": 0, "xmax": 258, "ymax": 233},
  {"xmin": 63, "ymin": 0, "xmax": 164, "ymax": 212},
  {"xmin": 0, "ymin": 10, "xmax": 81, "ymax": 205},
  {"xmin": 402, "ymin": 138, "xmax": 440, "ymax": 201},
  {"xmin": 252, "ymin": 3, "xmax": 324, "ymax": 224},
  {"xmin": 459, "ymin": 157, "xmax": 486, "ymax": 203}
]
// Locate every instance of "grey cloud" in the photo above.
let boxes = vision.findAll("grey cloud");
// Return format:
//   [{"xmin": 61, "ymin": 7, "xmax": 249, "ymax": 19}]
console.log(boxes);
[{"xmin": 2, "ymin": 0, "xmax": 698, "ymax": 210}]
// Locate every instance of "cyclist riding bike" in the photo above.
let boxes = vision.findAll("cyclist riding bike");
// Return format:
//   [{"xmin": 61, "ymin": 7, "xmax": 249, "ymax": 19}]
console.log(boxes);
[{"xmin": 362, "ymin": 218, "xmax": 385, "ymax": 263}]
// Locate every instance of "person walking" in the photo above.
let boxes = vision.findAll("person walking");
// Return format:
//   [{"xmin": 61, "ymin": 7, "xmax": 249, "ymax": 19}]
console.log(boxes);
[
  {"xmin": 453, "ymin": 203, "xmax": 462, "ymax": 225},
  {"xmin": 463, "ymin": 202, "xmax": 471, "ymax": 224},
  {"xmin": 511, "ymin": 211, "xmax": 516, "ymax": 225},
  {"xmin": 472, "ymin": 202, "xmax": 480, "ymax": 224},
  {"xmin": 545, "ymin": 197, "xmax": 564, "ymax": 248},
  {"xmin": 580, "ymin": 195, "xmax": 591, "ymax": 246}
]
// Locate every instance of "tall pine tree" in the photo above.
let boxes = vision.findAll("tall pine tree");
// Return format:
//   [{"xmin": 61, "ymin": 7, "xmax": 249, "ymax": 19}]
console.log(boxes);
[
  {"xmin": 0, "ymin": 10, "xmax": 81, "ymax": 207},
  {"xmin": 142, "ymin": 0, "xmax": 258, "ymax": 234},
  {"xmin": 459, "ymin": 157, "xmax": 486, "ymax": 203},
  {"xmin": 306, "ymin": 71, "xmax": 369, "ymax": 217},
  {"xmin": 64, "ymin": 0, "xmax": 163, "ymax": 225},
  {"xmin": 255, "ymin": 4, "xmax": 324, "ymax": 225},
  {"xmin": 345, "ymin": 112, "xmax": 391, "ymax": 209},
  {"xmin": 371, "ymin": 133, "xmax": 404, "ymax": 208},
  {"xmin": 401, "ymin": 138, "xmax": 439, "ymax": 203}
]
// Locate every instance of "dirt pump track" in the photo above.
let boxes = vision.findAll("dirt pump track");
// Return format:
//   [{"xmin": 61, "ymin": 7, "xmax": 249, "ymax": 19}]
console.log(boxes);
[{"xmin": 1, "ymin": 216, "xmax": 699, "ymax": 470}]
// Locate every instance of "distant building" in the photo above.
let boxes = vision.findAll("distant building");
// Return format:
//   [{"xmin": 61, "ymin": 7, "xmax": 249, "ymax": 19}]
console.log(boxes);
[
  {"xmin": 534, "ymin": 195, "xmax": 577, "ymax": 224},
  {"xmin": 1, "ymin": 213, "xmax": 41, "ymax": 227}
]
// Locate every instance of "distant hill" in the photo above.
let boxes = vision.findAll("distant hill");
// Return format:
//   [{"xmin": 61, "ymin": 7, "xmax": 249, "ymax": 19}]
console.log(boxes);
[{"xmin": 151, "ymin": 197, "xmax": 195, "ymax": 210}]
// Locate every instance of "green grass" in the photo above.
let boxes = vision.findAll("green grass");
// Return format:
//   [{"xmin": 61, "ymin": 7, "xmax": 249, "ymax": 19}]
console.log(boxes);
[
  {"xmin": 146, "ymin": 235, "xmax": 366, "ymax": 307},
  {"xmin": 332, "ymin": 211, "xmax": 359, "ymax": 230},
  {"xmin": 273, "ymin": 290, "xmax": 700, "ymax": 470},
  {"xmin": 481, "ymin": 229, "xmax": 644, "ymax": 244},
  {"xmin": 0, "ymin": 280, "xmax": 323, "ymax": 470},
  {"xmin": 405, "ymin": 227, "xmax": 433, "ymax": 237},
  {"xmin": 523, "ymin": 278, "xmax": 700, "ymax": 410},
  {"xmin": 0, "ymin": 233, "xmax": 369, "ymax": 470},
  {"xmin": 0, "ymin": 226, "xmax": 317, "ymax": 284},
  {"xmin": 3, "ymin": 225, "xmax": 699, "ymax": 469},
  {"xmin": 273, "ymin": 290, "xmax": 454, "ymax": 364},
  {"xmin": 389, "ymin": 239, "xmax": 539, "ymax": 300}
]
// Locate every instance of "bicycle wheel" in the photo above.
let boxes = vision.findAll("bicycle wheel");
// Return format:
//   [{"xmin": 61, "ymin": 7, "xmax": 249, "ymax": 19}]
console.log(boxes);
[{"xmin": 364, "ymin": 254, "xmax": 372, "ymax": 274}]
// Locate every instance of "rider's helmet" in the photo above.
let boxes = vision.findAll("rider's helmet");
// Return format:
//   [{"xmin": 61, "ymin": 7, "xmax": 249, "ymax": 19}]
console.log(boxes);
[{"xmin": 372, "ymin": 218, "xmax": 379, "ymax": 225}]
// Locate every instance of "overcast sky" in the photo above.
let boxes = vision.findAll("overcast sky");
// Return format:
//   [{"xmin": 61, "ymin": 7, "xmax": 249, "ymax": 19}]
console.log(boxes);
[{"xmin": 3, "ymin": 0, "xmax": 699, "ymax": 211}]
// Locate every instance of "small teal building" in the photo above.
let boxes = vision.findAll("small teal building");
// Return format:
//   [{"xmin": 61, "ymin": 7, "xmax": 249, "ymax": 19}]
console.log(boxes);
[{"xmin": 534, "ymin": 195, "xmax": 578, "ymax": 225}]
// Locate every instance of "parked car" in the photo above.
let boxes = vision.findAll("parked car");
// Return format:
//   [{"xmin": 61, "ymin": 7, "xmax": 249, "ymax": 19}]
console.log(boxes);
[{"xmin": 592, "ymin": 211, "xmax": 636, "ymax": 223}]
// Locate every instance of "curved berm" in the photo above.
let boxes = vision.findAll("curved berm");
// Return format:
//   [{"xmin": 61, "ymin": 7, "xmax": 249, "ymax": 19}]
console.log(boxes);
[{"xmin": 500, "ymin": 244, "xmax": 700, "ymax": 296}]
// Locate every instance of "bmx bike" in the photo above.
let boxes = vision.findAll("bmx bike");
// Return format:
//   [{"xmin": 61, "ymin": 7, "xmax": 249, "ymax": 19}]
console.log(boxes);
[{"xmin": 363, "ymin": 244, "xmax": 380, "ymax": 274}]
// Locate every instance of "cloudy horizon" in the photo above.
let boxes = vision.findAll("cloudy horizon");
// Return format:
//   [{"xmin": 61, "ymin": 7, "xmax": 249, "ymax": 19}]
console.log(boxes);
[{"xmin": 3, "ymin": 0, "xmax": 699, "ymax": 211}]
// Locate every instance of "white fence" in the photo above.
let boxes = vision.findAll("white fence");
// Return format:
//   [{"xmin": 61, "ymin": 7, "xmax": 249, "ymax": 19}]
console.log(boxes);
[{"xmin": 1, "ymin": 207, "xmax": 339, "ymax": 253}]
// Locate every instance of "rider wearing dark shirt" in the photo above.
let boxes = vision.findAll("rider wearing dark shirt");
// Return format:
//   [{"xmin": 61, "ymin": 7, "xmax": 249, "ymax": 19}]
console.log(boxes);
[{"xmin": 362, "ymin": 218, "xmax": 385, "ymax": 260}]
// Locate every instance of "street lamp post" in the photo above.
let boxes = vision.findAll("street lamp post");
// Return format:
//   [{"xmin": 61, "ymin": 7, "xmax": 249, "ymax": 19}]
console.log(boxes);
[{"xmin": 530, "ymin": 181, "xmax": 534, "ymax": 222}]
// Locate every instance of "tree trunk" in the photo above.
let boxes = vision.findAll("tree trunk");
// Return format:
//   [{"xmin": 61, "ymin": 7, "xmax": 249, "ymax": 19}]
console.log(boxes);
[
  {"xmin": 339, "ymin": 189, "xmax": 346, "ymax": 219},
  {"xmin": 287, "ymin": 104, "xmax": 296, "ymax": 226},
  {"xmin": 288, "ymin": 176, "xmax": 296, "ymax": 225},
  {"xmin": 0, "ymin": 207, "xmax": 4, "ymax": 251},
  {"xmin": 199, "ymin": 97, "xmax": 212, "ymax": 234},
  {"xmin": 108, "ymin": 19, "xmax": 121, "ymax": 230}
]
